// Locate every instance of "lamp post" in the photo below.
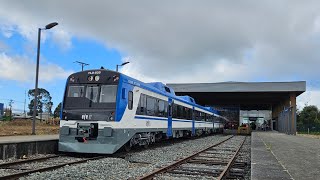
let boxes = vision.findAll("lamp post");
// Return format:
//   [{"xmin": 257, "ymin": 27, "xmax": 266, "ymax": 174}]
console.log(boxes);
[
  {"xmin": 116, "ymin": 62, "xmax": 130, "ymax": 72},
  {"xmin": 32, "ymin": 22, "xmax": 58, "ymax": 135}
]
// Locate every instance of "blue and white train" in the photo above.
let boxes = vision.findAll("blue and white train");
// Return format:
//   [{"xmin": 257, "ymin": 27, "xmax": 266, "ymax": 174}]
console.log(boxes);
[{"xmin": 59, "ymin": 69, "xmax": 226, "ymax": 154}]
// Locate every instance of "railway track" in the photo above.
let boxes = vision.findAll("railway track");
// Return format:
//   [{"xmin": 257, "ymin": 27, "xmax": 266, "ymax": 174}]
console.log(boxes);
[
  {"xmin": 0, "ymin": 154, "xmax": 105, "ymax": 179},
  {"xmin": 138, "ymin": 135, "xmax": 247, "ymax": 180}
]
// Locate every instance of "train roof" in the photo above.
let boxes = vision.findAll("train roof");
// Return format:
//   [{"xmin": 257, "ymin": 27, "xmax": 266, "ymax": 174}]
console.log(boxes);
[
  {"xmin": 119, "ymin": 72, "xmax": 220, "ymax": 115},
  {"xmin": 67, "ymin": 69, "xmax": 220, "ymax": 115}
]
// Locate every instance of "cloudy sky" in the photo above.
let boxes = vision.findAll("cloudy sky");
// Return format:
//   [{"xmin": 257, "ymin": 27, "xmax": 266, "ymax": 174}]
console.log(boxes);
[{"xmin": 0, "ymin": 0, "xmax": 319, "ymax": 112}]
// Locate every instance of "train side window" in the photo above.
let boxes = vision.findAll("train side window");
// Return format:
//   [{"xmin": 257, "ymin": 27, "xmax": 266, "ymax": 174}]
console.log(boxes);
[
  {"xmin": 158, "ymin": 100, "xmax": 165, "ymax": 117},
  {"xmin": 168, "ymin": 104, "xmax": 172, "ymax": 117},
  {"xmin": 146, "ymin": 96, "xmax": 156, "ymax": 116},
  {"xmin": 183, "ymin": 107, "xmax": 188, "ymax": 119},
  {"xmin": 177, "ymin": 105, "xmax": 182, "ymax": 119},
  {"xmin": 172, "ymin": 104, "xmax": 177, "ymax": 118},
  {"xmin": 188, "ymin": 108, "xmax": 192, "ymax": 120},
  {"xmin": 196, "ymin": 111, "xmax": 201, "ymax": 121},
  {"xmin": 200, "ymin": 112, "xmax": 205, "ymax": 121},
  {"xmin": 128, "ymin": 91, "xmax": 133, "ymax": 110},
  {"xmin": 136, "ymin": 94, "xmax": 146, "ymax": 115},
  {"xmin": 164, "ymin": 101, "xmax": 168, "ymax": 116},
  {"xmin": 154, "ymin": 98, "xmax": 159, "ymax": 116}
]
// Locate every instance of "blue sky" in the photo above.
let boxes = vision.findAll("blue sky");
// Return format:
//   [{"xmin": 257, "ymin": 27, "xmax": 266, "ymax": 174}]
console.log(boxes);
[{"xmin": 0, "ymin": 30, "xmax": 124, "ymax": 112}]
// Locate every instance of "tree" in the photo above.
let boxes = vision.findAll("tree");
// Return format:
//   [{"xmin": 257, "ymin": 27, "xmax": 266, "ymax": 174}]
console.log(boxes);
[
  {"xmin": 297, "ymin": 105, "xmax": 320, "ymax": 130},
  {"xmin": 28, "ymin": 88, "xmax": 53, "ymax": 116},
  {"xmin": 54, "ymin": 102, "xmax": 62, "ymax": 118}
]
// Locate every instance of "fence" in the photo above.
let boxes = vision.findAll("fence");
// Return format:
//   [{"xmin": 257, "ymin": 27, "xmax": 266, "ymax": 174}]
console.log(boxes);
[
  {"xmin": 278, "ymin": 106, "xmax": 296, "ymax": 135},
  {"xmin": 297, "ymin": 124, "xmax": 320, "ymax": 134}
]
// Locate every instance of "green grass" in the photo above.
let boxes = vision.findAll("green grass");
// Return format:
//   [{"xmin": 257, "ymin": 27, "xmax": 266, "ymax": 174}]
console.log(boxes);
[{"xmin": 298, "ymin": 131, "xmax": 320, "ymax": 135}]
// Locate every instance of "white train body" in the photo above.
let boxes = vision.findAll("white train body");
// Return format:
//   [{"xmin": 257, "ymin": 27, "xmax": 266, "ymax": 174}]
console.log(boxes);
[{"xmin": 59, "ymin": 70, "xmax": 225, "ymax": 154}]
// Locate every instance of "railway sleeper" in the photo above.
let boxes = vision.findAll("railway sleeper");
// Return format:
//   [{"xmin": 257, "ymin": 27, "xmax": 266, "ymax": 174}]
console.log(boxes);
[
  {"xmin": 167, "ymin": 169, "xmax": 221, "ymax": 177},
  {"xmin": 187, "ymin": 159, "xmax": 228, "ymax": 165},
  {"xmin": 176, "ymin": 166, "xmax": 224, "ymax": 173}
]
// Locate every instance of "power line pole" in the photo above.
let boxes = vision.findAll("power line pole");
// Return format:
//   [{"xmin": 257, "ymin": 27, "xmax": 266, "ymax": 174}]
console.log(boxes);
[
  {"xmin": 74, "ymin": 61, "xmax": 89, "ymax": 71},
  {"xmin": 8, "ymin": 99, "xmax": 13, "ymax": 120},
  {"xmin": 24, "ymin": 90, "xmax": 26, "ymax": 118}
]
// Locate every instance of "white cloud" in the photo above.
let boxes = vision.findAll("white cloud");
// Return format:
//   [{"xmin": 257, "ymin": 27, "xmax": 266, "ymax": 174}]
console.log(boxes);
[
  {"xmin": 1, "ymin": 1, "xmax": 319, "ymax": 113},
  {"xmin": 297, "ymin": 90, "xmax": 320, "ymax": 110},
  {"xmin": 0, "ymin": 0, "xmax": 319, "ymax": 84},
  {"xmin": 0, "ymin": 52, "xmax": 73, "ymax": 82},
  {"xmin": 0, "ymin": 13, "xmax": 71, "ymax": 51},
  {"xmin": 51, "ymin": 29, "xmax": 72, "ymax": 51}
]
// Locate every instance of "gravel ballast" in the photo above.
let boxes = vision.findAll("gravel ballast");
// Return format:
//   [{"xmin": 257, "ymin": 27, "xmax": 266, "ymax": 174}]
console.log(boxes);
[{"xmin": 21, "ymin": 135, "xmax": 232, "ymax": 180}]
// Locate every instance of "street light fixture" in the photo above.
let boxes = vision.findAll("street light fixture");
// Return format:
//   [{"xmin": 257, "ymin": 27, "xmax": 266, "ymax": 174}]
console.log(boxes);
[
  {"xmin": 116, "ymin": 62, "xmax": 130, "ymax": 72},
  {"xmin": 32, "ymin": 22, "xmax": 58, "ymax": 135}
]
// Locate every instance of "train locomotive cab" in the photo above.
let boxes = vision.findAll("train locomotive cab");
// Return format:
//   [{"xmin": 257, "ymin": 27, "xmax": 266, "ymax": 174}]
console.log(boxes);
[{"xmin": 59, "ymin": 70, "xmax": 125, "ymax": 153}]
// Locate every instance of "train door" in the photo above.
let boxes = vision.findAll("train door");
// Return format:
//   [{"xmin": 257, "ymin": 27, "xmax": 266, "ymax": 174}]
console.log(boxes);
[
  {"xmin": 167, "ymin": 98, "xmax": 173, "ymax": 137},
  {"xmin": 192, "ymin": 107, "xmax": 195, "ymax": 136}
]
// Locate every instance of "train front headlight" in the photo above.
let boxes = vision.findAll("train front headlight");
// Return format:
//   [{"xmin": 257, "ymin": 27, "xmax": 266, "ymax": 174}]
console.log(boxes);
[
  {"xmin": 94, "ymin": 75, "xmax": 100, "ymax": 81},
  {"xmin": 109, "ymin": 111, "xmax": 115, "ymax": 121},
  {"xmin": 88, "ymin": 76, "xmax": 93, "ymax": 81}
]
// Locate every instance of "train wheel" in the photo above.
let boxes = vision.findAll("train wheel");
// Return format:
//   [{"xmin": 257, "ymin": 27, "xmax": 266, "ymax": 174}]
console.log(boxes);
[
  {"xmin": 124, "ymin": 142, "xmax": 131, "ymax": 152},
  {"xmin": 143, "ymin": 144, "xmax": 149, "ymax": 149}
]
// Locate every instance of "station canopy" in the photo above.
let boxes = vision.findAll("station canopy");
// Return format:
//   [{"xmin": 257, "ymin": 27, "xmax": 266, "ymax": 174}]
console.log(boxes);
[{"xmin": 167, "ymin": 81, "xmax": 306, "ymax": 110}]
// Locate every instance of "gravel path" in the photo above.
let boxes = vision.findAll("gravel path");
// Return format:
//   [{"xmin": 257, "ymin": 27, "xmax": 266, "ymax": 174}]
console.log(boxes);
[{"xmin": 21, "ymin": 135, "xmax": 231, "ymax": 180}]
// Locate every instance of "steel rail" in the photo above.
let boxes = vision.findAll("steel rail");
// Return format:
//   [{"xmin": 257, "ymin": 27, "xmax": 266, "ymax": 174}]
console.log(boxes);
[
  {"xmin": 217, "ymin": 136, "xmax": 247, "ymax": 180},
  {"xmin": 137, "ymin": 135, "xmax": 234, "ymax": 180},
  {"xmin": 0, "ymin": 156, "xmax": 105, "ymax": 179},
  {"xmin": 0, "ymin": 155, "xmax": 60, "ymax": 168}
]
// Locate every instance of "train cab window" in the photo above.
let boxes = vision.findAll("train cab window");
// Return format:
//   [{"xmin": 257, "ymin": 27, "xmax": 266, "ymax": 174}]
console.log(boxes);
[
  {"xmin": 128, "ymin": 91, "xmax": 133, "ymax": 110},
  {"xmin": 68, "ymin": 86, "xmax": 84, "ymax": 97},
  {"xmin": 86, "ymin": 86, "xmax": 99, "ymax": 102},
  {"xmin": 99, "ymin": 85, "xmax": 117, "ymax": 103}
]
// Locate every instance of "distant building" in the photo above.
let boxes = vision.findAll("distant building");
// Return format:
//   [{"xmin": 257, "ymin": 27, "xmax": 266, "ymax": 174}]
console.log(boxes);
[{"xmin": 38, "ymin": 112, "xmax": 51, "ymax": 121}]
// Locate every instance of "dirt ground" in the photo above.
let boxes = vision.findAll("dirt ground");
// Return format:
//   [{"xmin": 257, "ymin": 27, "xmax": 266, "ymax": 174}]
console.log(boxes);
[{"xmin": 0, "ymin": 119, "xmax": 59, "ymax": 136}]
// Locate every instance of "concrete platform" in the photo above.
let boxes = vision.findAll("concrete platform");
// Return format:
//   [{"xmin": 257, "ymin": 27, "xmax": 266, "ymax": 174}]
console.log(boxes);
[
  {"xmin": 251, "ymin": 131, "xmax": 320, "ymax": 180},
  {"xmin": 0, "ymin": 135, "xmax": 59, "ymax": 160}
]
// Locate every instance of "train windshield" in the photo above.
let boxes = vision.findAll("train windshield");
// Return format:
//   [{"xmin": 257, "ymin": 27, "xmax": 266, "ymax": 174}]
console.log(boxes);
[
  {"xmin": 65, "ymin": 84, "xmax": 118, "ymax": 108},
  {"xmin": 100, "ymin": 85, "xmax": 117, "ymax": 103}
]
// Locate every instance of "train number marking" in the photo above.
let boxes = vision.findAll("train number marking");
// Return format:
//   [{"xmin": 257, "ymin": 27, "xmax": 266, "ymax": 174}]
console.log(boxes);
[
  {"xmin": 88, "ymin": 71, "xmax": 101, "ymax": 75},
  {"xmin": 81, "ymin": 114, "xmax": 92, "ymax": 120}
]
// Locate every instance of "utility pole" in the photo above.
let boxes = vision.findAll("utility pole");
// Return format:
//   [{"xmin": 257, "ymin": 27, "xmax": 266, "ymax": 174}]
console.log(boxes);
[
  {"xmin": 24, "ymin": 90, "xmax": 26, "ymax": 118},
  {"xmin": 8, "ymin": 99, "xmax": 13, "ymax": 120},
  {"xmin": 74, "ymin": 61, "xmax": 89, "ymax": 71}
]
